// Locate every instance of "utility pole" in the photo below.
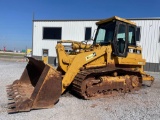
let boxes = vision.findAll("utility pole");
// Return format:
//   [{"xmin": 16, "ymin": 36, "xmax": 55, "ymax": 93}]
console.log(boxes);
[{"xmin": 3, "ymin": 46, "xmax": 6, "ymax": 52}]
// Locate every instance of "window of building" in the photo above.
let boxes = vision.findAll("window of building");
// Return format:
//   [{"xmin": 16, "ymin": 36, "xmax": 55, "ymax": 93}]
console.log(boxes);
[
  {"xmin": 136, "ymin": 27, "xmax": 141, "ymax": 41},
  {"xmin": 85, "ymin": 27, "xmax": 92, "ymax": 40},
  {"xmin": 43, "ymin": 27, "xmax": 62, "ymax": 40}
]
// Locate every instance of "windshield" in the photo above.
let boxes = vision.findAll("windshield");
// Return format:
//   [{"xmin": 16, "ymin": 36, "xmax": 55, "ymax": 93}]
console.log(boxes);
[{"xmin": 94, "ymin": 22, "xmax": 115, "ymax": 44}]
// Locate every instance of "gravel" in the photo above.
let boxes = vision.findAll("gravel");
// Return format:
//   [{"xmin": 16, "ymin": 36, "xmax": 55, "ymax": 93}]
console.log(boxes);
[{"xmin": 0, "ymin": 60, "xmax": 160, "ymax": 120}]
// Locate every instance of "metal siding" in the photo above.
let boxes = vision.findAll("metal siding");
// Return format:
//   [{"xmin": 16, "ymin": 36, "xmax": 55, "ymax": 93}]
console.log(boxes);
[
  {"xmin": 144, "ymin": 63, "xmax": 160, "ymax": 72},
  {"xmin": 33, "ymin": 21, "xmax": 97, "ymax": 57},
  {"xmin": 149, "ymin": 63, "xmax": 155, "ymax": 72},
  {"xmin": 143, "ymin": 63, "xmax": 148, "ymax": 71},
  {"xmin": 155, "ymin": 63, "xmax": 159, "ymax": 72},
  {"xmin": 132, "ymin": 20, "xmax": 160, "ymax": 64}
]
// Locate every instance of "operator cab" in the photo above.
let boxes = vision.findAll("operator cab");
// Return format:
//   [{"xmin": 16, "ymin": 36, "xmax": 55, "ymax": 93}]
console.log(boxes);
[{"xmin": 94, "ymin": 16, "xmax": 138, "ymax": 57}]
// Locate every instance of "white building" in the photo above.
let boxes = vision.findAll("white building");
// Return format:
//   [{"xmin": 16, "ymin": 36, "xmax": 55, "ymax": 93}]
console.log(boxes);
[{"xmin": 32, "ymin": 18, "xmax": 160, "ymax": 72}]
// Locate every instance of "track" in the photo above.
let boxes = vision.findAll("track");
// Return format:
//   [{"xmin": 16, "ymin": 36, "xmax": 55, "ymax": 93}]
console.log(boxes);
[{"xmin": 71, "ymin": 67, "xmax": 142, "ymax": 99}]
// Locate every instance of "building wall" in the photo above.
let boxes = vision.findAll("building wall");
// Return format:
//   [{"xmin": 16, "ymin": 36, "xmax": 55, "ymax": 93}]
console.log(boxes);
[
  {"xmin": 32, "ymin": 19, "xmax": 160, "ymax": 72},
  {"xmin": 132, "ymin": 20, "xmax": 160, "ymax": 63},
  {"xmin": 33, "ymin": 20, "xmax": 98, "ymax": 57},
  {"xmin": 132, "ymin": 20, "xmax": 160, "ymax": 72}
]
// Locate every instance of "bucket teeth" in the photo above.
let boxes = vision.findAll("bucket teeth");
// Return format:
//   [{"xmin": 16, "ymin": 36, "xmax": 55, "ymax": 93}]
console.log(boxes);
[
  {"xmin": 8, "ymin": 96, "xmax": 23, "ymax": 105},
  {"xmin": 7, "ymin": 94, "xmax": 16, "ymax": 98},
  {"xmin": 7, "ymin": 99, "xmax": 33, "ymax": 113},
  {"xmin": 8, "ymin": 95, "xmax": 17, "ymax": 100},
  {"xmin": 8, "ymin": 103, "xmax": 16, "ymax": 109},
  {"xmin": 6, "ymin": 89, "xmax": 13, "ymax": 92},
  {"xmin": 8, "ymin": 95, "xmax": 19, "ymax": 100},
  {"xmin": 6, "ymin": 85, "xmax": 13, "ymax": 88},
  {"xmin": 7, "ymin": 89, "xmax": 18, "ymax": 93},
  {"xmin": 7, "ymin": 92, "xmax": 18, "ymax": 96},
  {"xmin": 8, "ymin": 95, "xmax": 31, "ymax": 114},
  {"xmin": 7, "ymin": 91, "xmax": 25, "ymax": 99},
  {"xmin": 6, "ymin": 87, "xmax": 12, "ymax": 89},
  {"xmin": 8, "ymin": 108, "xmax": 18, "ymax": 114},
  {"xmin": 7, "ymin": 85, "xmax": 28, "ymax": 100},
  {"xmin": 6, "ymin": 84, "xmax": 19, "ymax": 88},
  {"xmin": 6, "ymin": 82, "xmax": 34, "ymax": 113},
  {"xmin": 8, "ymin": 97, "xmax": 14, "ymax": 100},
  {"xmin": 6, "ymin": 86, "xmax": 18, "ymax": 91},
  {"xmin": 8, "ymin": 100, "xmax": 15, "ymax": 104}
]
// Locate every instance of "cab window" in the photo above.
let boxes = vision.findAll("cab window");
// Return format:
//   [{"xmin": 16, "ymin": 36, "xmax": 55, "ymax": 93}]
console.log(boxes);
[
  {"xmin": 128, "ymin": 26, "xmax": 136, "ymax": 46},
  {"xmin": 95, "ymin": 22, "xmax": 115, "ymax": 44}
]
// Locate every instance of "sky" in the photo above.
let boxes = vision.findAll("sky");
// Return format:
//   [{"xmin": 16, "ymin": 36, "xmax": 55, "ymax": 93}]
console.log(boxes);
[{"xmin": 0, "ymin": 0, "xmax": 160, "ymax": 50}]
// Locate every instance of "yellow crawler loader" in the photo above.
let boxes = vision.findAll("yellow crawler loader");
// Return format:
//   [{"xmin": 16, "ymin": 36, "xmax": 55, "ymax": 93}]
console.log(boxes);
[{"xmin": 6, "ymin": 16, "xmax": 154, "ymax": 113}]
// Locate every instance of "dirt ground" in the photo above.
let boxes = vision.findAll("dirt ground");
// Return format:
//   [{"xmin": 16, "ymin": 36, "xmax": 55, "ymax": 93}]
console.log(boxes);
[{"xmin": 0, "ymin": 60, "xmax": 160, "ymax": 120}]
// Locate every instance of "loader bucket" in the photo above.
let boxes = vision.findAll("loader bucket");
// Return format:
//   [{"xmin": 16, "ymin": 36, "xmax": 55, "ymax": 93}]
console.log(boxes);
[{"xmin": 6, "ymin": 57, "xmax": 62, "ymax": 113}]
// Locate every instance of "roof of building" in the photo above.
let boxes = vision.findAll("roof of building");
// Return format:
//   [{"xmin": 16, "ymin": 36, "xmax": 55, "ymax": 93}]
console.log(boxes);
[
  {"xmin": 33, "ymin": 19, "xmax": 99, "ymax": 22},
  {"xmin": 128, "ymin": 17, "xmax": 160, "ymax": 20},
  {"xmin": 33, "ymin": 17, "xmax": 160, "ymax": 22}
]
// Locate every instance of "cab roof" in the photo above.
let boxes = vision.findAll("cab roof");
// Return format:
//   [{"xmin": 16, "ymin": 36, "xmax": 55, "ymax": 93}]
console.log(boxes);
[{"xmin": 96, "ymin": 16, "xmax": 136, "ymax": 25}]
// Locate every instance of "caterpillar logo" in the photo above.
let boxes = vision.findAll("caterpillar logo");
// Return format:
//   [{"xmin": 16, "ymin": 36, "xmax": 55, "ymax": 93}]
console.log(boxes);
[{"xmin": 86, "ymin": 52, "xmax": 96, "ymax": 61}]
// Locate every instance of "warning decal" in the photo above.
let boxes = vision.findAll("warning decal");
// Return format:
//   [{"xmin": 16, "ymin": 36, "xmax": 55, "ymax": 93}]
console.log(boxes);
[{"xmin": 85, "ymin": 52, "xmax": 96, "ymax": 61}]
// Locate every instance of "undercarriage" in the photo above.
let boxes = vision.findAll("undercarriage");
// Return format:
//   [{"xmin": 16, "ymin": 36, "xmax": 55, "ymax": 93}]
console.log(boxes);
[{"xmin": 71, "ymin": 67, "xmax": 142, "ymax": 99}]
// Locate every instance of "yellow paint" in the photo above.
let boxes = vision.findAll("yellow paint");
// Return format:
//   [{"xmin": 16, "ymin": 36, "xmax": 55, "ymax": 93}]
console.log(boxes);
[
  {"xmin": 42, "ymin": 56, "xmax": 48, "ymax": 64},
  {"xmin": 26, "ymin": 49, "xmax": 32, "ymax": 57},
  {"xmin": 42, "ymin": 49, "xmax": 48, "ymax": 64},
  {"xmin": 96, "ymin": 16, "xmax": 136, "ymax": 25},
  {"xmin": 27, "ymin": 49, "xmax": 32, "ymax": 54}
]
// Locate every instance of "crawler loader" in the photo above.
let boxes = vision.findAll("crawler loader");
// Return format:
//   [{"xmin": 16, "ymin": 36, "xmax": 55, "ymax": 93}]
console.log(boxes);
[{"xmin": 6, "ymin": 16, "xmax": 154, "ymax": 113}]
